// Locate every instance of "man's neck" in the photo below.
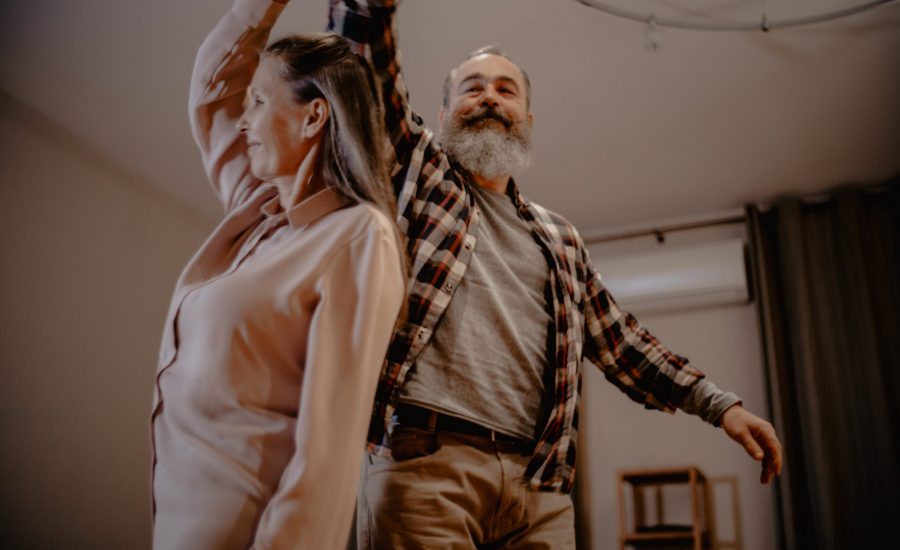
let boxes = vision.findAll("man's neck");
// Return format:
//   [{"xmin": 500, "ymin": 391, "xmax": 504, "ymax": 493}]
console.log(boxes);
[{"xmin": 471, "ymin": 173, "xmax": 509, "ymax": 194}]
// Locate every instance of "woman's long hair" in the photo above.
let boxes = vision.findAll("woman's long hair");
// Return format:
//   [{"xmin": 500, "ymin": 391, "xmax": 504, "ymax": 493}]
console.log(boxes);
[{"xmin": 265, "ymin": 33, "xmax": 408, "ymax": 280}]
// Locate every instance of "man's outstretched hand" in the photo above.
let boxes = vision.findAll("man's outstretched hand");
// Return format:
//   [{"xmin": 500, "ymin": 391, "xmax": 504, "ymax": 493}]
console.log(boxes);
[{"xmin": 720, "ymin": 405, "xmax": 783, "ymax": 484}]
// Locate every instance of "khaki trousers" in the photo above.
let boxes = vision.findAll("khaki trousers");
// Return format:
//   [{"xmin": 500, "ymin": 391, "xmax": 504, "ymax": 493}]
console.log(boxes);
[{"xmin": 356, "ymin": 429, "xmax": 575, "ymax": 549}]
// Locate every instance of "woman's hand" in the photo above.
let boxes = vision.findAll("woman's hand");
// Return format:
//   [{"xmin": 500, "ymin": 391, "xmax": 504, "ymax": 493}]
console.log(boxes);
[{"xmin": 720, "ymin": 404, "xmax": 783, "ymax": 484}]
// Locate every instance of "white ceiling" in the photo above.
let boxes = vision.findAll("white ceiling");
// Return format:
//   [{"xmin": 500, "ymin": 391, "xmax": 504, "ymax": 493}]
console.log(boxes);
[{"xmin": 2, "ymin": 0, "xmax": 898, "ymax": 232}]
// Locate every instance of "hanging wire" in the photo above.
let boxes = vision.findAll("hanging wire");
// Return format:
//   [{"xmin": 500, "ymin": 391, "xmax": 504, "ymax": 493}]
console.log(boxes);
[
  {"xmin": 759, "ymin": 0, "xmax": 770, "ymax": 32},
  {"xmin": 644, "ymin": 15, "xmax": 662, "ymax": 51},
  {"xmin": 573, "ymin": 0, "xmax": 898, "ymax": 31}
]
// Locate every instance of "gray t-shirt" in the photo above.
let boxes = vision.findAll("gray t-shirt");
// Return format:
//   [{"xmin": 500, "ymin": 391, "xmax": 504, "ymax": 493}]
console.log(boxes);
[{"xmin": 400, "ymin": 183, "xmax": 553, "ymax": 440}]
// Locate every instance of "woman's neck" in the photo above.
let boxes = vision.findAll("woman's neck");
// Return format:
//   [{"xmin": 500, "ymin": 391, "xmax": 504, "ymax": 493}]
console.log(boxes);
[{"xmin": 271, "ymin": 172, "xmax": 327, "ymax": 210}]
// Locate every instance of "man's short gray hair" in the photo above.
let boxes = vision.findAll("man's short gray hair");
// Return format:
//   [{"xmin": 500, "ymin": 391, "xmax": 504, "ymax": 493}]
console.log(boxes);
[{"xmin": 442, "ymin": 45, "xmax": 532, "ymax": 109}]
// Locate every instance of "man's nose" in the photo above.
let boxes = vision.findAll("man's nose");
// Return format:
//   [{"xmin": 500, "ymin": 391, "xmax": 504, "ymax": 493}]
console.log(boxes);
[{"xmin": 480, "ymin": 87, "xmax": 500, "ymax": 107}]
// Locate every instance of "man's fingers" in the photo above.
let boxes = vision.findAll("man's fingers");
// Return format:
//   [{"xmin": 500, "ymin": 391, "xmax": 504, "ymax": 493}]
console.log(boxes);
[
  {"xmin": 738, "ymin": 431, "xmax": 765, "ymax": 461},
  {"xmin": 762, "ymin": 429, "xmax": 783, "ymax": 474},
  {"xmin": 752, "ymin": 424, "xmax": 783, "ymax": 484},
  {"xmin": 761, "ymin": 455, "xmax": 779, "ymax": 484},
  {"xmin": 721, "ymin": 406, "xmax": 785, "ymax": 484},
  {"xmin": 753, "ymin": 424, "xmax": 783, "ymax": 470},
  {"xmin": 761, "ymin": 460, "xmax": 774, "ymax": 484}
]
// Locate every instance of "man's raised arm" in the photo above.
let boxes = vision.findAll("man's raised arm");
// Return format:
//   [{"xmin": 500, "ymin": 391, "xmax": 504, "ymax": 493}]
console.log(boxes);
[{"xmin": 327, "ymin": 0, "xmax": 425, "ymax": 165}]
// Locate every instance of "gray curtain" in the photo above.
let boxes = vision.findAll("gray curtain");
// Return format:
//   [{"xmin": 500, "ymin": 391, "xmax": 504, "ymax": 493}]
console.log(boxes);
[{"xmin": 747, "ymin": 180, "xmax": 900, "ymax": 550}]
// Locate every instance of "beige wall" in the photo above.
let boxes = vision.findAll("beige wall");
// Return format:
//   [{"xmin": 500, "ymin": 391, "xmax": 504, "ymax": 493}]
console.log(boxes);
[
  {"xmin": 0, "ymin": 95, "xmax": 214, "ymax": 549},
  {"xmin": 580, "ymin": 226, "xmax": 779, "ymax": 550}
]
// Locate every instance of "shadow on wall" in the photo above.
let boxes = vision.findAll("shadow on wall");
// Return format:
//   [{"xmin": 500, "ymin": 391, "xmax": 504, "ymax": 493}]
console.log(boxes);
[{"xmin": 0, "ymin": 94, "xmax": 215, "ymax": 549}]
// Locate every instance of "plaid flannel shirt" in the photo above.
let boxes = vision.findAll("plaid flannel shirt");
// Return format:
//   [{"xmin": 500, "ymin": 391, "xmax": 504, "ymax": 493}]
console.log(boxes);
[{"xmin": 328, "ymin": 0, "xmax": 705, "ymax": 492}]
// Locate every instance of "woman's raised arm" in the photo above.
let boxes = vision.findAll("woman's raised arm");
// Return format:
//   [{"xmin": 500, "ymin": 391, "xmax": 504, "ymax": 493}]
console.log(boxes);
[{"xmin": 188, "ymin": 0, "xmax": 288, "ymax": 213}]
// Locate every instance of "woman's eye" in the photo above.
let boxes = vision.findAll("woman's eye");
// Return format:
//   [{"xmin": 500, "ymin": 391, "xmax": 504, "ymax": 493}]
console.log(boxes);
[{"xmin": 254, "ymin": 98, "xmax": 264, "ymax": 106}]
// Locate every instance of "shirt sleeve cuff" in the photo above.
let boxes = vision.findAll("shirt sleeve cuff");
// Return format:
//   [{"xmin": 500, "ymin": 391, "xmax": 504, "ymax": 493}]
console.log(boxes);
[{"xmin": 679, "ymin": 379, "xmax": 742, "ymax": 426}]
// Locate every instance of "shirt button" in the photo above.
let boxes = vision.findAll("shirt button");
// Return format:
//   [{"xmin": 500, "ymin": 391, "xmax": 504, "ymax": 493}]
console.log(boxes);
[
  {"xmin": 464, "ymin": 242, "xmax": 473, "ymax": 250},
  {"xmin": 444, "ymin": 282, "xmax": 453, "ymax": 293}
]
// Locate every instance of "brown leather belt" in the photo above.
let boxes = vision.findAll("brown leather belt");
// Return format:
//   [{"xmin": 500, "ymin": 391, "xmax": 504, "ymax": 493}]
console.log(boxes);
[{"xmin": 394, "ymin": 403, "xmax": 532, "ymax": 449}]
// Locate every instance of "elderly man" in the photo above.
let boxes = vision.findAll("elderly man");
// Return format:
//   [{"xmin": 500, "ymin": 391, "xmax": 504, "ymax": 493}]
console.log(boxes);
[{"xmin": 325, "ymin": 1, "xmax": 782, "ymax": 548}]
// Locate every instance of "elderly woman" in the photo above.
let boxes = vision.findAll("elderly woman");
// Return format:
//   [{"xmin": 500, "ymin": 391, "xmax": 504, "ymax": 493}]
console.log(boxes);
[{"xmin": 149, "ymin": 0, "xmax": 406, "ymax": 548}]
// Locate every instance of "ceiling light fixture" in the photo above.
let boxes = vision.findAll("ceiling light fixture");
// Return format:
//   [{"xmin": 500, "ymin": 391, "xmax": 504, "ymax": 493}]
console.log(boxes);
[{"xmin": 574, "ymin": 0, "xmax": 898, "ymax": 32}]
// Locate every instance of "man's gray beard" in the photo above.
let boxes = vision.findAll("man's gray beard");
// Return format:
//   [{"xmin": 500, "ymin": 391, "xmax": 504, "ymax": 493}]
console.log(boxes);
[{"xmin": 439, "ymin": 120, "xmax": 533, "ymax": 182}]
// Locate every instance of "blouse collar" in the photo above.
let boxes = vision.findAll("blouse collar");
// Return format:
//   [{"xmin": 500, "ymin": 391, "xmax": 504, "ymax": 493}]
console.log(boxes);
[{"xmin": 285, "ymin": 186, "xmax": 350, "ymax": 230}]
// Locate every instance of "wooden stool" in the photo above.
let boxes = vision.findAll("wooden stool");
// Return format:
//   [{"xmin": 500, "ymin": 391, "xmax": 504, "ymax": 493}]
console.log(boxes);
[{"xmin": 617, "ymin": 465, "xmax": 709, "ymax": 550}]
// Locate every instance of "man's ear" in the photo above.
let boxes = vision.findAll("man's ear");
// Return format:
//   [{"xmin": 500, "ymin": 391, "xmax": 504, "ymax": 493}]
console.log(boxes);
[
  {"xmin": 303, "ymin": 98, "xmax": 330, "ymax": 138},
  {"xmin": 438, "ymin": 106, "xmax": 446, "ymax": 129},
  {"xmin": 528, "ymin": 111, "xmax": 534, "ymax": 128}
]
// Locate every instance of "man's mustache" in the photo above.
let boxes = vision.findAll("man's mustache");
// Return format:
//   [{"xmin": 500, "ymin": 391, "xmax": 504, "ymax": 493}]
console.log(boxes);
[{"xmin": 460, "ymin": 106, "xmax": 513, "ymax": 130}]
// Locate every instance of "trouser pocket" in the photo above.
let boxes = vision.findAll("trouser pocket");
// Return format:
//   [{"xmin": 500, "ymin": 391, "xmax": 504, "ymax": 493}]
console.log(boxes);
[{"xmin": 389, "ymin": 426, "xmax": 440, "ymax": 461}]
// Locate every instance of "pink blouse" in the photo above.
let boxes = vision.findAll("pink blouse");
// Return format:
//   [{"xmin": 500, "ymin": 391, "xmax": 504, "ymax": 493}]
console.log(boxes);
[{"xmin": 150, "ymin": 1, "xmax": 405, "ymax": 548}]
